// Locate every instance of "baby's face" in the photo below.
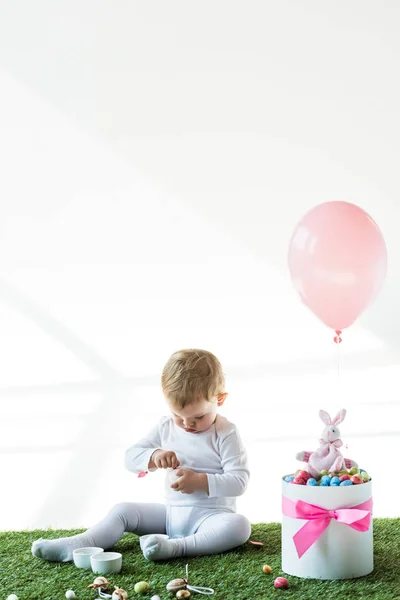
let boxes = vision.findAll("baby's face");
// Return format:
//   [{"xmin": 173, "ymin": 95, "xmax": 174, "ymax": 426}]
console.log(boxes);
[{"xmin": 168, "ymin": 397, "xmax": 219, "ymax": 434}]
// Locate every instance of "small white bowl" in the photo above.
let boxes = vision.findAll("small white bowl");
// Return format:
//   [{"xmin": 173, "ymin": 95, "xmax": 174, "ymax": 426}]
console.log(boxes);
[
  {"xmin": 90, "ymin": 551, "xmax": 122, "ymax": 575},
  {"xmin": 73, "ymin": 547, "xmax": 104, "ymax": 569}
]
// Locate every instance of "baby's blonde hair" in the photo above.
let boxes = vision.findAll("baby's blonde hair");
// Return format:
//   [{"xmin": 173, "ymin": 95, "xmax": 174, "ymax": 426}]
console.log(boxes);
[{"xmin": 161, "ymin": 349, "xmax": 225, "ymax": 409}]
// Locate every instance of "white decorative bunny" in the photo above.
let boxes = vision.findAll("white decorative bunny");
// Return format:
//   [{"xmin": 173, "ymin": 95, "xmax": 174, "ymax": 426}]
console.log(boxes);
[{"xmin": 296, "ymin": 409, "xmax": 358, "ymax": 478}]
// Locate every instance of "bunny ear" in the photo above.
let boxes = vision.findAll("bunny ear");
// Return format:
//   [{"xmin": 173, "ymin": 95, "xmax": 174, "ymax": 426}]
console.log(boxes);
[
  {"xmin": 332, "ymin": 409, "xmax": 346, "ymax": 425},
  {"xmin": 319, "ymin": 410, "xmax": 332, "ymax": 425}
]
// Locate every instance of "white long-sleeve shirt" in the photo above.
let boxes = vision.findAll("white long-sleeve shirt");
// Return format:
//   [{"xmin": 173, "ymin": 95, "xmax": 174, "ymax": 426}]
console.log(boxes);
[{"xmin": 125, "ymin": 414, "xmax": 250, "ymax": 511}]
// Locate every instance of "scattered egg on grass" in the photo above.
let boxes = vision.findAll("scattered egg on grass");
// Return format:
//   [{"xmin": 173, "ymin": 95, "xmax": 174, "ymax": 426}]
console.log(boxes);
[
  {"xmin": 134, "ymin": 581, "xmax": 150, "ymax": 594},
  {"xmin": 274, "ymin": 576, "xmax": 289, "ymax": 589},
  {"xmin": 166, "ymin": 578, "xmax": 187, "ymax": 592},
  {"xmin": 176, "ymin": 591, "xmax": 191, "ymax": 599},
  {"xmin": 262, "ymin": 564, "xmax": 272, "ymax": 574}
]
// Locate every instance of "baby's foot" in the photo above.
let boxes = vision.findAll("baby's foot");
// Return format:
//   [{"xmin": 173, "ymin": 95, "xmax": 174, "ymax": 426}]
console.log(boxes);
[
  {"xmin": 31, "ymin": 534, "xmax": 94, "ymax": 562},
  {"xmin": 139, "ymin": 534, "xmax": 184, "ymax": 561}
]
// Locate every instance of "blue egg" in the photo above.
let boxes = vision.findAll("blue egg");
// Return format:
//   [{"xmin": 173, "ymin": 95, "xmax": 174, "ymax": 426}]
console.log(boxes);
[
  {"xmin": 320, "ymin": 475, "xmax": 331, "ymax": 486},
  {"xmin": 340, "ymin": 479, "xmax": 353, "ymax": 486},
  {"xmin": 284, "ymin": 475, "xmax": 295, "ymax": 482},
  {"xmin": 359, "ymin": 469, "xmax": 366, "ymax": 473},
  {"xmin": 330, "ymin": 476, "xmax": 341, "ymax": 486},
  {"xmin": 307, "ymin": 478, "xmax": 318, "ymax": 486}
]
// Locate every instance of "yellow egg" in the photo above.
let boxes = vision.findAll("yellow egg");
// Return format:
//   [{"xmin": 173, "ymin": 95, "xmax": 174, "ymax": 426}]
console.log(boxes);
[{"xmin": 262, "ymin": 564, "xmax": 272, "ymax": 574}]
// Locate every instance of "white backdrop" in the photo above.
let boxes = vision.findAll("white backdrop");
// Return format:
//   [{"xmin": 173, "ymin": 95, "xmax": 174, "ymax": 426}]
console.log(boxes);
[{"xmin": 0, "ymin": 1, "xmax": 399, "ymax": 530}]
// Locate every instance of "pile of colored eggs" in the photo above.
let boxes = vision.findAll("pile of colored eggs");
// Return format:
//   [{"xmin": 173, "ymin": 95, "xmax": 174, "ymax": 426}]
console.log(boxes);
[{"xmin": 284, "ymin": 467, "xmax": 371, "ymax": 486}]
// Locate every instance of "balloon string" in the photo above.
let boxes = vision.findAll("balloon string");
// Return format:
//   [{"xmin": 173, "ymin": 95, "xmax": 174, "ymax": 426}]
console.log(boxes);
[
  {"xmin": 187, "ymin": 585, "xmax": 215, "ymax": 595},
  {"xmin": 185, "ymin": 563, "xmax": 215, "ymax": 595},
  {"xmin": 333, "ymin": 329, "xmax": 342, "ymax": 379}
]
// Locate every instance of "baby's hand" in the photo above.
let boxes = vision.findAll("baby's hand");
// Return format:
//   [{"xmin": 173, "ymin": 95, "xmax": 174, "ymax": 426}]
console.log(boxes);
[
  {"xmin": 151, "ymin": 449, "xmax": 180, "ymax": 469},
  {"xmin": 170, "ymin": 468, "xmax": 208, "ymax": 494}
]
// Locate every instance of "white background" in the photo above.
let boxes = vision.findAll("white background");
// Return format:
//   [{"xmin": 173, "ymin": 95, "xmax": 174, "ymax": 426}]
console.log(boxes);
[{"xmin": 0, "ymin": 1, "xmax": 399, "ymax": 530}]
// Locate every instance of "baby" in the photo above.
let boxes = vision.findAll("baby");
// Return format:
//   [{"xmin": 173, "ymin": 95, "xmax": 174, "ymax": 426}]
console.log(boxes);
[{"xmin": 32, "ymin": 349, "xmax": 251, "ymax": 562}]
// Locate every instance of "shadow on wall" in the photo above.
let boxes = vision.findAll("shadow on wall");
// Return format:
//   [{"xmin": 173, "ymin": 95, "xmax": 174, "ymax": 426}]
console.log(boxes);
[{"xmin": 361, "ymin": 280, "xmax": 400, "ymax": 349}]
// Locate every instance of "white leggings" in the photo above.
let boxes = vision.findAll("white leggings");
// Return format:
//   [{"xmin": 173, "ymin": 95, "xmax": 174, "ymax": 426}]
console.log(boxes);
[{"xmin": 85, "ymin": 502, "xmax": 251, "ymax": 557}]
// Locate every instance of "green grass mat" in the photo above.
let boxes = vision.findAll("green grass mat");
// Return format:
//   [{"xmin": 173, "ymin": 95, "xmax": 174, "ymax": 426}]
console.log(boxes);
[{"xmin": 1, "ymin": 519, "xmax": 399, "ymax": 600}]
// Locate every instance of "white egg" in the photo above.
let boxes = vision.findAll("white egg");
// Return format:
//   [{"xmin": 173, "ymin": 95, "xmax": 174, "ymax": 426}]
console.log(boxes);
[
  {"xmin": 65, "ymin": 591, "xmax": 76, "ymax": 600},
  {"xmin": 166, "ymin": 578, "xmax": 187, "ymax": 592},
  {"xmin": 112, "ymin": 587, "xmax": 128, "ymax": 600},
  {"xmin": 7, "ymin": 595, "xmax": 19, "ymax": 600},
  {"xmin": 93, "ymin": 576, "xmax": 110, "ymax": 587},
  {"xmin": 151, "ymin": 596, "xmax": 161, "ymax": 600}
]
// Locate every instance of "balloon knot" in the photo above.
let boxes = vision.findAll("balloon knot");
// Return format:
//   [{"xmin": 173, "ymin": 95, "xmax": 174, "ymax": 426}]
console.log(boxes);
[{"xmin": 333, "ymin": 329, "xmax": 342, "ymax": 344}]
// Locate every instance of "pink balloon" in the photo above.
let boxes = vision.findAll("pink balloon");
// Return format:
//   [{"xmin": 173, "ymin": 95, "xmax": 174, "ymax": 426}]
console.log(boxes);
[{"xmin": 288, "ymin": 201, "xmax": 387, "ymax": 331}]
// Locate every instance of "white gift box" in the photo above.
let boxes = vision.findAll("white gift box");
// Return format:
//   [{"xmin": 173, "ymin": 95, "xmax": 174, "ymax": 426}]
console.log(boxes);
[{"xmin": 281, "ymin": 478, "xmax": 373, "ymax": 580}]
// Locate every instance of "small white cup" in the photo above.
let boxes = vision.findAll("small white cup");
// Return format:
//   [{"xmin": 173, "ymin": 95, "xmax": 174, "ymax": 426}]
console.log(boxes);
[
  {"xmin": 90, "ymin": 551, "xmax": 123, "ymax": 574},
  {"xmin": 167, "ymin": 467, "xmax": 181, "ymax": 484},
  {"xmin": 73, "ymin": 547, "xmax": 104, "ymax": 569}
]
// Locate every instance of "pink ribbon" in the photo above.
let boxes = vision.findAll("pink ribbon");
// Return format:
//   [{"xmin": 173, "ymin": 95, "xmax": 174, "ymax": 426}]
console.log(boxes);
[
  {"xmin": 319, "ymin": 438, "xmax": 342, "ymax": 449},
  {"xmin": 282, "ymin": 496, "xmax": 373, "ymax": 558}
]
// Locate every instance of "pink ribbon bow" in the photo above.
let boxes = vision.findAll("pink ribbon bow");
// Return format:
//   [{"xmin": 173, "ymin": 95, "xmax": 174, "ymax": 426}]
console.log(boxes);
[
  {"xmin": 319, "ymin": 438, "xmax": 342, "ymax": 449},
  {"xmin": 282, "ymin": 496, "xmax": 373, "ymax": 558}
]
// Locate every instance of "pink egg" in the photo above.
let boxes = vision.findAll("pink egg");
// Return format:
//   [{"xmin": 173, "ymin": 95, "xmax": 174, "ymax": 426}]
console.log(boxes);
[
  {"xmin": 298, "ymin": 470, "xmax": 311, "ymax": 481},
  {"xmin": 274, "ymin": 577, "xmax": 289, "ymax": 589},
  {"xmin": 293, "ymin": 477, "xmax": 306, "ymax": 485},
  {"xmin": 351, "ymin": 476, "xmax": 363, "ymax": 484},
  {"xmin": 339, "ymin": 474, "xmax": 350, "ymax": 481}
]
